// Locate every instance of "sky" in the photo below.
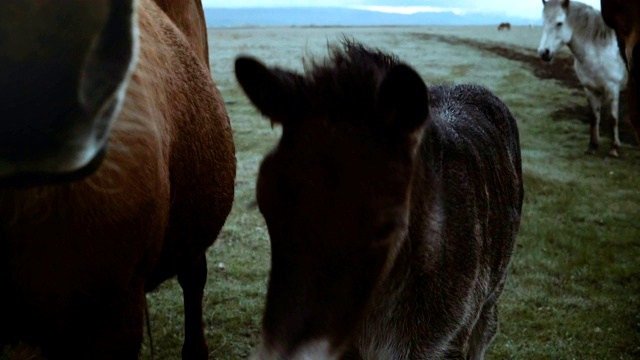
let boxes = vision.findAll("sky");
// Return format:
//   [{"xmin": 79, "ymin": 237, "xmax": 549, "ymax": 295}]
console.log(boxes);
[{"xmin": 201, "ymin": 0, "xmax": 602, "ymax": 20}]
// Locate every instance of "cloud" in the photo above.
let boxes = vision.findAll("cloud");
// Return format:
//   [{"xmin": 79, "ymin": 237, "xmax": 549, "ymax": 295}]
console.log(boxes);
[{"xmin": 354, "ymin": 6, "xmax": 466, "ymax": 16}]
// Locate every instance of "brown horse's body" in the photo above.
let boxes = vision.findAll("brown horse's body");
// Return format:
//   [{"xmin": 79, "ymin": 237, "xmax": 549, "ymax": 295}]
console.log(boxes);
[
  {"xmin": 0, "ymin": 0, "xmax": 235, "ymax": 359},
  {"xmin": 498, "ymin": 22, "xmax": 512, "ymax": 31},
  {"xmin": 601, "ymin": 0, "xmax": 640, "ymax": 143},
  {"xmin": 236, "ymin": 41, "xmax": 522, "ymax": 359},
  {"xmin": 154, "ymin": 0, "xmax": 210, "ymax": 66}
]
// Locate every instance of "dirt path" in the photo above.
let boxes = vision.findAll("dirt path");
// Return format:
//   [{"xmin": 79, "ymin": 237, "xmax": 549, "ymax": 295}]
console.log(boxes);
[{"xmin": 413, "ymin": 32, "xmax": 635, "ymax": 145}]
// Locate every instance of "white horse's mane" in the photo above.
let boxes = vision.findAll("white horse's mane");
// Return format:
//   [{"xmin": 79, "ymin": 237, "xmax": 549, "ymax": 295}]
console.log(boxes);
[{"xmin": 546, "ymin": 0, "xmax": 615, "ymax": 43}]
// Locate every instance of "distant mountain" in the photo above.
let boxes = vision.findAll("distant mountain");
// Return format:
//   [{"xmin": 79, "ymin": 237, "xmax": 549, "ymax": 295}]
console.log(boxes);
[{"xmin": 203, "ymin": 7, "xmax": 540, "ymax": 28}]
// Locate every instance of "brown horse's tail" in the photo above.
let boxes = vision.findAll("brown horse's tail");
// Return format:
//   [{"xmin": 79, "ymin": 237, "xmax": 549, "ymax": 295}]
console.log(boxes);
[
  {"xmin": 145, "ymin": 296, "xmax": 155, "ymax": 360},
  {"xmin": 151, "ymin": 0, "xmax": 210, "ymax": 67},
  {"xmin": 629, "ymin": 63, "xmax": 640, "ymax": 144}
]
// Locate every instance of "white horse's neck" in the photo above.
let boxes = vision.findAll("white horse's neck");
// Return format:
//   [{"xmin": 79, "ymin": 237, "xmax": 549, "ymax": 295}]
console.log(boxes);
[
  {"xmin": 565, "ymin": 25, "xmax": 627, "ymax": 88},
  {"xmin": 563, "ymin": 5, "xmax": 620, "ymax": 72},
  {"xmin": 566, "ymin": 35, "xmax": 592, "ymax": 65},
  {"xmin": 566, "ymin": 23, "xmax": 617, "ymax": 68}
]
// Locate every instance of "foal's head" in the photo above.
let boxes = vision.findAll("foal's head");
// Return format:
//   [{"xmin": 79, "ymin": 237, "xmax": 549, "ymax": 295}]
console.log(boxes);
[
  {"xmin": 236, "ymin": 41, "xmax": 430, "ymax": 359},
  {"xmin": 0, "ymin": 0, "xmax": 138, "ymax": 185}
]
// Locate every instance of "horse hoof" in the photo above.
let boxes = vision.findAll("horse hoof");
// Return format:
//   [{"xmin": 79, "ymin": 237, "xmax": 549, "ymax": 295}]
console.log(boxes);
[{"xmin": 608, "ymin": 149, "xmax": 620, "ymax": 158}]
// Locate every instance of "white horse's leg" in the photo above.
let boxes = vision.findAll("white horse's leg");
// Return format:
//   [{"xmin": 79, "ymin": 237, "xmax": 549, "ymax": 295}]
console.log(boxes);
[
  {"xmin": 584, "ymin": 88, "xmax": 602, "ymax": 154},
  {"xmin": 607, "ymin": 89, "xmax": 621, "ymax": 158}
]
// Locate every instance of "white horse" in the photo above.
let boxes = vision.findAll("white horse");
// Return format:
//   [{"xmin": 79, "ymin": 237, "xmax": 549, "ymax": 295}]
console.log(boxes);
[{"xmin": 537, "ymin": 0, "xmax": 627, "ymax": 157}]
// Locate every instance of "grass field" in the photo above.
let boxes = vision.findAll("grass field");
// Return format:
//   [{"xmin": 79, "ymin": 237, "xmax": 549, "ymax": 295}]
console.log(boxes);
[
  {"xmin": 5, "ymin": 25, "xmax": 639, "ymax": 359},
  {"xmin": 162, "ymin": 25, "xmax": 640, "ymax": 360}
]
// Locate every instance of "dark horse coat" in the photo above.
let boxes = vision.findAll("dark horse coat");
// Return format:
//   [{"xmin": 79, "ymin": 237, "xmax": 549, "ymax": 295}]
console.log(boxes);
[
  {"xmin": 601, "ymin": 0, "xmax": 640, "ymax": 143},
  {"xmin": 237, "ymin": 41, "xmax": 523, "ymax": 359}
]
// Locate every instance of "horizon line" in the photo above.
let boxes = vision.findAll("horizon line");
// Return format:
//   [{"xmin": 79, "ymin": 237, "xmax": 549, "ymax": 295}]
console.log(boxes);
[{"xmin": 201, "ymin": 6, "xmax": 541, "ymax": 20}]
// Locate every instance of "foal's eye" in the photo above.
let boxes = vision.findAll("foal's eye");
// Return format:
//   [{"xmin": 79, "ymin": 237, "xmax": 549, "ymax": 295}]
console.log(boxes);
[{"xmin": 556, "ymin": 22, "xmax": 563, "ymax": 27}]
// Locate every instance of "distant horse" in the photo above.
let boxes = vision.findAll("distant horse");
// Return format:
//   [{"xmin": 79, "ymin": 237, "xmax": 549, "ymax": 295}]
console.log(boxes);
[
  {"xmin": 601, "ymin": 0, "xmax": 640, "ymax": 143},
  {"xmin": 538, "ymin": 0, "xmax": 627, "ymax": 157},
  {"xmin": 498, "ymin": 22, "xmax": 512, "ymax": 31},
  {"xmin": 236, "ymin": 40, "xmax": 523, "ymax": 360},
  {"xmin": 0, "ymin": 0, "xmax": 236, "ymax": 359}
]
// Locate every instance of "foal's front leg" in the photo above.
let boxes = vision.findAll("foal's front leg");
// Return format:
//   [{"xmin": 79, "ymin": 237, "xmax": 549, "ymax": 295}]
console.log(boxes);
[{"xmin": 584, "ymin": 88, "xmax": 602, "ymax": 154}]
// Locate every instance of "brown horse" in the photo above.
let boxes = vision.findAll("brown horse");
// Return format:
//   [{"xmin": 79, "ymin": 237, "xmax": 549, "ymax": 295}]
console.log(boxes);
[
  {"xmin": 601, "ymin": 0, "xmax": 640, "ymax": 143},
  {"xmin": 236, "ymin": 40, "xmax": 523, "ymax": 359},
  {"xmin": 0, "ymin": 0, "xmax": 236, "ymax": 359},
  {"xmin": 498, "ymin": 22, "xmax": 512, "ymax": 31}
]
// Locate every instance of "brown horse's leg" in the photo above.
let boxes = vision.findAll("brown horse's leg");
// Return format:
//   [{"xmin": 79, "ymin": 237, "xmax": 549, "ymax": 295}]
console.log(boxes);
[
  {"xmin": 465, "ymin": 301, "xmax": 499, "ymax": 360},
  {"xmin": 178, "ymin": 255, "xmax": 208, "ymax": 360},
  {"xmin": 83, "ymin": 285, "xmax": 147, "ymax": 360},
  {"xmin": 0, "ymin": 240, "xmax": 15, "ymax": 348},
  {"xmin": 584, "ymin": 89, "xmax": 602, "ymax": 154},
  {"xmin": 36, "ymin": 285, "xmax": 145, "ymax": 360},
  {"xmin": 607, "ymin": 91, "xmax": 621, "ymax": 158}
]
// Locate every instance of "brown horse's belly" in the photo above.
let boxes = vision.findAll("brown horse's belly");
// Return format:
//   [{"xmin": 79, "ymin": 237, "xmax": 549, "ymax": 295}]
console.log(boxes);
[{"xmin": 0, "ymin": 126, "xmax": 171, "ymax": 352}]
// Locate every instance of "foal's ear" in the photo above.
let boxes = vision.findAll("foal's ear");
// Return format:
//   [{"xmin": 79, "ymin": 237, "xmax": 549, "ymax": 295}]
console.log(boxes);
[
  {"xmin": 562, "ymin": 0, "xmax": 570, "ymax": 9},
  {"xmin": 378, "ymin": 64, "xmax": 429, "ymax": 135},
  {"xmin": 235, "ymin": 56, "xmax": 306, "ymax": 122}
]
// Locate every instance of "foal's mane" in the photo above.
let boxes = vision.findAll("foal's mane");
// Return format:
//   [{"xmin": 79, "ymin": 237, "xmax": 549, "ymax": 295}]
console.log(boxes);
[
  {"xmin": 563, "ymin": 1, "xmax": 614, "ymax": 43},
  {"xmin": 311, "ymin": 38, "xmax": 400, "ymax": 75},
  {"xmin": 301, "ymin": 39, "xmax": 402, "ymax": 123}
]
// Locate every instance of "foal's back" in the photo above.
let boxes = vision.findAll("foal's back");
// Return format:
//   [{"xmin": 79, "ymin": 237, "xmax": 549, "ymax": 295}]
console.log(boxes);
[{"xmin": 355, "ymin": 84, "xmax": 523, "ymax": 359}]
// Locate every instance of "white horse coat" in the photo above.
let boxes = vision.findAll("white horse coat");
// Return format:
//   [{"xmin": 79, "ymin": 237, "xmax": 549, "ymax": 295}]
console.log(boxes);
[{"xmin": 538, "ymin": 0, "xmax": 627, "ymax": 157}]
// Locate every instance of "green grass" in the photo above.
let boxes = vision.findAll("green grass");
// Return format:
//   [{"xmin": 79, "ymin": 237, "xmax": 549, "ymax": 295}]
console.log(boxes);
[
  {"xmin": 4, "ymin": 26, "xmax": 639, "ymax": 359},
  {"xmin": 203, "ymin": 26, "xmax": 640, "ymax": 360}
]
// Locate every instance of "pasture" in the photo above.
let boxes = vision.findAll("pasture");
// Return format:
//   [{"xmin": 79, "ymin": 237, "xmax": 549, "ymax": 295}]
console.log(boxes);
[{"xmin": 5, "ymin": 25, "xmax": 640, "ymax": 359}]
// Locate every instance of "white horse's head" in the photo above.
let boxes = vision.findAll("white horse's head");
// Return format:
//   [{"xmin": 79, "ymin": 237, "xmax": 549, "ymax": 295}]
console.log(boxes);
[{"xmin": 538, "ymin": 0, "xmax": 573, "ymax": 62}]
